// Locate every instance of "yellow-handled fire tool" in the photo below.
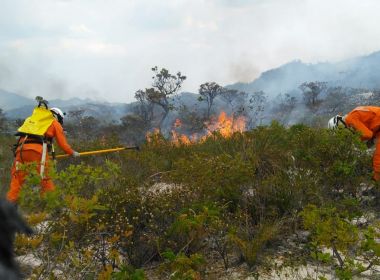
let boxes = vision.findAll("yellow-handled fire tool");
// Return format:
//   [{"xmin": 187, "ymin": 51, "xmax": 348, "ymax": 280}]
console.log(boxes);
[{"xmin": 55, "ymin": 146, "xmax": 140, "ymax": 159}]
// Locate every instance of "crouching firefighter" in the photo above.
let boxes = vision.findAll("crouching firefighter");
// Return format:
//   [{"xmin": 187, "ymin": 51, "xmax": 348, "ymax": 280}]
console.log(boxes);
[
  {"xmin": 7, "ymin": 97, "xmax": 80, "ymax": 203},
  {"xmin": 328, "ymin": 106, "xmax": 380, "ymax": 181}
]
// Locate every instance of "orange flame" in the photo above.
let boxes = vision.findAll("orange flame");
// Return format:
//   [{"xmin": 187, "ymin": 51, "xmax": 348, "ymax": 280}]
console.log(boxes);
[
  {"xmin": 146, "ymin": 128, "xmax": 161, "ymax": 143},
  {"xmin": 205, "ymin": 112, "xmax": 246, "ymax": 138},
  {"xmin": 171, "ymin": 118, "xmax": 191, "ymax": 145},
  {"xmin": 171, "ymin": 130, "xmax": 191, "ymax": 145},
  {"xmin": 148, "ymin": 112, "xmax": 246, "ymax": 145}
]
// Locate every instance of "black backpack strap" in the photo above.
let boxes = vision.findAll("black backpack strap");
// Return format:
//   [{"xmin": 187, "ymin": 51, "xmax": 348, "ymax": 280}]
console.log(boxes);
[{"xmin": 12, "ymin": 137, "xmax": 21, "ymax": 157}]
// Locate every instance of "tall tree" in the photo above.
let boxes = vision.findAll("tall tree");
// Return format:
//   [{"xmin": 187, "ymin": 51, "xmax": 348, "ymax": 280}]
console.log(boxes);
[
  {"xmin": 65, "ymin": 109, "xmax": 99, "ymax": 141},
  {"xmin": 247, "ymin": 91, "xmax": 267, "ymax": 128},
  {"xmin": 221, "ymin": 88, "xmax": 239, "ymax": 112},
  {"xmin": 134, "ymin": 89, "xmax": 154, "ymax": 124},
  {"xmin": 176, "ymin": 104, "xmax": 205, "ymax": 134},
  {"xmin": 323, "ymin": 86, "xmax": 346, "ymax": 114},
  {"xmin": 272, "ymin": 93, "xmax": 297, "ymax": 125},
  {"xmin": 68, "ymin": 109, "xmax": 86, "ymax": 124},
  {"xmin": 136, "ymin": 66, "xmax": 186, "ymax": 131},
  {"xmin": 120, "ymin": 114, "xmax": 149, "ymax": 143},
  {"xmin": 299, "ymin": 81, "xmax": 327, "ymax": 109},
  {"xmin": 198, "ymin": 82, "xmax": 223, "ymax": 119}
]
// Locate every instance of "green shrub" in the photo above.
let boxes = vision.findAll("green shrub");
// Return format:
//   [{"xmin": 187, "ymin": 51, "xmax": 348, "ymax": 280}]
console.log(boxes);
[
  {"xmin": 160, "ymin": 250, "xmax": 205, "ymax": 280},
  {"xmin": 5, "ymin": 122, "xmax": 377, "ymax": 278},
  {"xmin": 301, "ymin": 204, "xmax": 380, "ymax": 279}
]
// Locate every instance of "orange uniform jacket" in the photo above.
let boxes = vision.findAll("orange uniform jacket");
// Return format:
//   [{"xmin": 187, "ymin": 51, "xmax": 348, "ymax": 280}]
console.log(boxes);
[
  {"xmin": 344, "ymin": 106, "xmax": 380, "ymax": 180},
  {"xmin": 7, "ymin": 119, "xmax": 74, "ymax": 202}
]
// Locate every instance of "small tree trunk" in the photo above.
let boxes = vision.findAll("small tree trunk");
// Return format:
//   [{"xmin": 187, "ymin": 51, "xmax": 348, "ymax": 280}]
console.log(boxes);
[
  {"xmin": 158, "ymin": 108, "xmax": 170, "ymax": 132},
  {"xmin": 207, "ymin": 98, "xmax": 214, "ymax": 119}
]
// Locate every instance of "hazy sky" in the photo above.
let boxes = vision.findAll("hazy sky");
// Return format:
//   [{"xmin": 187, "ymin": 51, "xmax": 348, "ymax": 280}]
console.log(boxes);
[{"xmin": 1, "ymin": 0, "xmax": 380, "ymax": 103}]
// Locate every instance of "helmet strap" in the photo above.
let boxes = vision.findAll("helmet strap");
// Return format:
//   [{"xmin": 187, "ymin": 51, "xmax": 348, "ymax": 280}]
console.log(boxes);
[
  {"xmin": 52, "ymin": 112, "xmax": 64, "ymax": 125},
  {"xmin": 57, "ymin": 115, "xmax": 63, "ymax": 125},
  {"xmin": 337, "ymin": 116, "xmax": 347, "ymax": 128}
]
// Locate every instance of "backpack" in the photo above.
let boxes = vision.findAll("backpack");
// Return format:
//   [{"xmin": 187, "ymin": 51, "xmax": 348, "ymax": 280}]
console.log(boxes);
[
  {"xmin": 17, "ymin": 103, "xmax": 55, "ymax": 137},
  {"xmin": 13, "ymin": 98, "xmax": 56, "ymax": 177}
]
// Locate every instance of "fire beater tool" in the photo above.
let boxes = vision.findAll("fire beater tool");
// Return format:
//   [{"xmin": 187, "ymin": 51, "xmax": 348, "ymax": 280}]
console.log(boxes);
[{"xmin": 55, "ymin": 146, "xmax": 140, "ymax": 159}]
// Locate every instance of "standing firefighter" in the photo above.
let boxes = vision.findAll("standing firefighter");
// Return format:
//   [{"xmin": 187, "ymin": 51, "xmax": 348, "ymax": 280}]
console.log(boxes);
[
  {"xmin": 7, "ymin": 97, "xmax": 79, "ymax": 203},
  {"xmin": 328, "ymin": 106, "xmax": 380, "ymax": 181}
]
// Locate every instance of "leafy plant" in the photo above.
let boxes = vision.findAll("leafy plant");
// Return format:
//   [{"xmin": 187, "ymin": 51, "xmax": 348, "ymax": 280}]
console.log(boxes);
[{"xmin": 160, "ymin": 250, "xmax": 205, "ymax": 280}]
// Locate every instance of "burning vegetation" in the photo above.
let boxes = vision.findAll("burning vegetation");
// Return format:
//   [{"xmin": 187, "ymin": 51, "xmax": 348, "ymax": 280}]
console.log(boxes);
[{"xmin": 148, "ymin": 111, "xmax": 247, "ymax": 146}]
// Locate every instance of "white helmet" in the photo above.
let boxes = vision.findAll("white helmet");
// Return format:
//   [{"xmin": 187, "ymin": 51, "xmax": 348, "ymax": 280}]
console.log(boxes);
[
  {"xmin": 327, "ymin": 115, "xmax": 346, "ymax": 129},
  {"xmin": 50, "ymin": 107, "xmax": 65, "ymax": 124}
]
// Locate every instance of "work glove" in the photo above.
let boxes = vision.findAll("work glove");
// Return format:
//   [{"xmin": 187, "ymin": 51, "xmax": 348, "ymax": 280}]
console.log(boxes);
[{"xmin": 72, "ymin": 151, "xmax": 80, "ymax": 157}]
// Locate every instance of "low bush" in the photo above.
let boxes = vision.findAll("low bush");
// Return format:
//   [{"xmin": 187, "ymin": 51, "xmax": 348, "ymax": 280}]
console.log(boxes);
[{"xmin": 0, "ymin": 122, "xmax": 377, "ymax": 279}]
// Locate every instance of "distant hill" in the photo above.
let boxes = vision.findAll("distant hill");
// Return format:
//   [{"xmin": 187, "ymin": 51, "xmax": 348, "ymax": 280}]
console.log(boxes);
[
  {"xmin": 1, "ymin": 91, "xmax": 132, "ymax": 122},
  {"xmin": 0, "ymin": 90, "xmax": 34, "ymax": 110},
  {"xmin": 3, "ymin": 50, "xmax": 380, "ymax": 123},
  {"xmin": 228, "ymin": 51, "xmax": 380, "ymax": 98},
  {"xmin": 5, "ymin": 103, "xmax": 132, "ymax": 123}
]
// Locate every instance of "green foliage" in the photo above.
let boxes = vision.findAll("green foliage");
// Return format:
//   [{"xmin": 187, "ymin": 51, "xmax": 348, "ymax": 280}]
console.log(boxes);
[
  {"xmin": 160, "ymin": 250, "xmax": 205, "ymax": 280},
  {"xmin": 112, "ymin": 265, "xmax": 146, "ymax": 280},
  {"xmin": 2, "ymin": 122, "xmax": 378, "ymax": 278},
  {"xmin": 229, "ymin": 220, "xmax": 281, "ymax": 267},
  {"xmin": 0, "ymin": 135, "xmax": 15, "ymax": 196},
  {"xmin": 301, "ymin": 204, "xmax": 359, "ymax": 253},
  {"xmin": 301, "ymin": 205, "xmax": 380, "ymax": 279},
  {"xmin": 168, "ymin": 204, "xmax": 221, "ymax": 254}
]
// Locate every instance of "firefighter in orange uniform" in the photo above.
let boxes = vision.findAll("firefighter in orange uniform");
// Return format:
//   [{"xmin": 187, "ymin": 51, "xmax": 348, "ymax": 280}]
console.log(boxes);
[
  {"xmin": 328, "ymin": 106, "xmax": 380, "ymax": 181},
  {"xmin": 7, "ymin": 107, "xmax": 79, "ymax": 203}
]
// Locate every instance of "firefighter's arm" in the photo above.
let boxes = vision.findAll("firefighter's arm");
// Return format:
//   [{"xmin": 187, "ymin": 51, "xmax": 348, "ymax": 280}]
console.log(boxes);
[
  {"xmin": 52, "ymin": 121, "xmax": 74, "ymax": 155},
  {"xmin": 345, "ymin": 115, "xmax": 373, "ymax": 141}
]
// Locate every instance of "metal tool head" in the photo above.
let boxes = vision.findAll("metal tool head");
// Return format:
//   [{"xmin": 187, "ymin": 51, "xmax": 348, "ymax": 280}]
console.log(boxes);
[
  {"xmin": 35, "ymin": 96, "xmax": 49, "ymax": 108},
  {"xmin": 35, "ymin": 96, "xmax": 44, "ymax": 102}
]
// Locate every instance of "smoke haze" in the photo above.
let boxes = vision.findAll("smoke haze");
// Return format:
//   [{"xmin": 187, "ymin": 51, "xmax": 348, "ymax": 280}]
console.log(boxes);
[{"xmin": 1, "ymin": 0, "xmax": 380, "ymax": 102}]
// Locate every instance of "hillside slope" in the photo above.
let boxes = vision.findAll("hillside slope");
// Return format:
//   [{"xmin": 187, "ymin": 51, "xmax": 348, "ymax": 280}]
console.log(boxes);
[{"xmin": 229, "ymin": 51, "xmax": 380, "ymax": 97}]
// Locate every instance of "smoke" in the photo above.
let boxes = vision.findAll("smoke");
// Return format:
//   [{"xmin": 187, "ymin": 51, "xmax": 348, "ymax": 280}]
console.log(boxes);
[
  {"xmin": 0, "ymin": 57, "xmax": 103, "ymax": 102},
  {"xmin": 228, "ymin": 59, "xmax": 261, "ymax": 83},
  {"xmin": 0, "ymin": 65, "xmax": 12, "ymax": 85},
  {"xmin": 286, "ymin": 103, "xmax": 310, "ymax": 126},
  {"xmin": 44, "ymin": 78, "xmax": 68, "ymax": 99},
  {"xmin": 2, "ymin": 0, "xmax": 380, "ymax": 103}
]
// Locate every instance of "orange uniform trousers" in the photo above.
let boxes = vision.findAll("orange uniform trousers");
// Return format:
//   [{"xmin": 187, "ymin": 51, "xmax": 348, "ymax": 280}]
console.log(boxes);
[{"xmin": 7, "ymin": 149, "xmax": 54, "ymax": 203}]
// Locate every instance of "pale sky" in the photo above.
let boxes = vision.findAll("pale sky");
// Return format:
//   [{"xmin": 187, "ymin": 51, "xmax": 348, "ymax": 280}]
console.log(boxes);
[{"xmin": 1, "ymin": 0, "xmax": 380, "ymax": 103}]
